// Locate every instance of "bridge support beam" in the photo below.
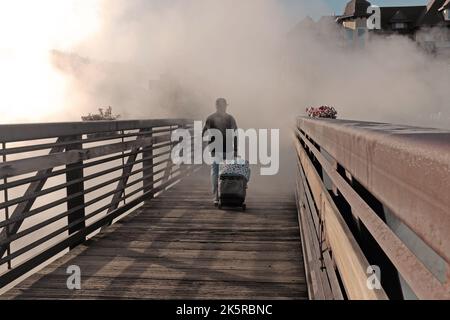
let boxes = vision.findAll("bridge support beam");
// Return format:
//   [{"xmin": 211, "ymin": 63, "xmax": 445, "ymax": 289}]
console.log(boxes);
[
  {"xmin": 142, "ymin": 129, "xmax": 154, "ymax": 196},
  {"xmin": 65, "ymin": 135, "xmax": 86, "ymax": 249}
]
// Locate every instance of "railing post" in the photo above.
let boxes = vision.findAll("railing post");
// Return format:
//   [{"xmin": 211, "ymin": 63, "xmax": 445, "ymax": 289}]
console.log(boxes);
[
  {"xmin": 2, "ymin": 142, "xmax": 12, "ymax": 269},
  {"xmin": 183, "ymin": 123, "xmax": 192, "ymax": 175},
  {"xmin": 142, "ymin": 128, "xmax": 154, "ymax": 197},
  {"xmin": 65, "ymin": 135, "xmax": 86, "ymax": 249}
]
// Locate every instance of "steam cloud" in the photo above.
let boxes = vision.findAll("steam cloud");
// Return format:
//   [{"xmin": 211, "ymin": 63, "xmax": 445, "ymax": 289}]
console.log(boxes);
[
  {"xmin": 52, "ymin": 0, "xmax": 449, "ymax": 131},
  {"xmin": 0, "ymin": 1, "xmax": 449, "ymax": 196},
  {"xmin": 3, "ymin": 0, "xmax": 449, "ymax": 187}
]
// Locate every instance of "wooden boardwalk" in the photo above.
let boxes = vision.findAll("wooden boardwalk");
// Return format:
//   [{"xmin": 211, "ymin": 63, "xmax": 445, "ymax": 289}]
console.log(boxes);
[{"xmin": 2, "ymin": 168, "xmax": 306, "ymax": 299}]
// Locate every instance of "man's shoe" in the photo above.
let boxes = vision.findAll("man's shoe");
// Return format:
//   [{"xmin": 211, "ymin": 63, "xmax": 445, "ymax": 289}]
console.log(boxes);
[{"xmin": 214, "ymin": 200, "xmax": 219, "ymax": 207}]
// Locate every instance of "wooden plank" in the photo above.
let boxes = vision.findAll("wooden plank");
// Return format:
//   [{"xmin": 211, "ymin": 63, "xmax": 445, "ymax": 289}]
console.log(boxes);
[
  {"xmin": 140, "ymin": 204, "xmax": 297, "ymax": 211},
  {"xmin": 118, "ymin": 221, "xmax": 298, "ymax": 229},
  {"xmin": 297, "ymin": 118, "xmax": 450, "ymax": 265},
  {"xmin": 297, "ymin": 170, "xmax": 336, "ymax": 299},
  {"xmin": 31, "ymin": 265, "xmax": 304, "ymax": 284},
  {"xmin": 128, "ymin": 212, "xmax": 299, "ymax": 220},
  {"xmin": 41, "ymin": 256, "xmax": 302, "ymax": 274},
  {"xmin": 296, "ymin": 161, "xmax": 343, "ymax": 300},
  {"xmin": 5, "ymin": 279, "xmax": 307, "ymax": 300},
  {"xmin": 1, "ymin": 168, "xmax": 306, "ymax": 300},
  {"xmin": 297, "ymin": 129, "xmax": 450, "ymax": 300},
  {"xmin": 296, "ymin": 170, "xmax": 325, "ymax": 300},
  {"xmin": 59, "ymin": 247, "xmax": 303, "ymax": 261},
  {"xmin": 80, "ymin": 239, "xmax": 303, "ymax": 251},
  {"xmin": 294, "ymin": 136, "xmax": 388, "ymax": 300}
]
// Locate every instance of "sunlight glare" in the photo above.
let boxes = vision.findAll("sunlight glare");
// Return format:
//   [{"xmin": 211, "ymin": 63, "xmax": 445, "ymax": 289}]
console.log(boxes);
[{"xmin": 0, "ymin": 0, "xmax": 100, "ymax": 123}]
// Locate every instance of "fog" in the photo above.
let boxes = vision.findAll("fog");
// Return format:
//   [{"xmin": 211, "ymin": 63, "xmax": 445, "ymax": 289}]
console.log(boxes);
[
  {"xmin": 55, "ymin": 0, "xmax": 294, "ymax": 127},
  {"xmin": 2, "ymin": 0, "xmax": 449, "ymax": 127},
  {"xmin": 48, "ymin": 0, "xmax": 449, "ymax": 191},
  {"xmin": 47, "ymin": 0, "xmax": 449, "ymax": 131},
  {"xmin": 1, "ymin": 0, "xmax": 450, "ymax": 188}
]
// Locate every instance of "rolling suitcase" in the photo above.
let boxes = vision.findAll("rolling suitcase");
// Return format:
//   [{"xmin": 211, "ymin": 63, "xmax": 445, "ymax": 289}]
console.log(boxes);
[{"xmin": 218, "ymin": 159, "xmax": 250, "ymax": 210}]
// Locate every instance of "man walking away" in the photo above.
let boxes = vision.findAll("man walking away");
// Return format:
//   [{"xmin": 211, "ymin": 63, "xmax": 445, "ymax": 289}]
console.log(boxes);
[{"xmin": 202, "ymin": 98, "xmax": 238, "ymax": 206}]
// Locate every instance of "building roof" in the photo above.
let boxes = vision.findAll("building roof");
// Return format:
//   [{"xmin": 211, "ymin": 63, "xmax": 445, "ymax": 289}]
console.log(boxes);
[
  {"xmin": 338, "ymin": 0, "xmax": 449, "ymax": 29},
  {"xmin": 294, "ymin": 0, "xmax": 449, "ymax": 35},
  {"xmin": 439, "ymin": 0, "xmax": 450, "ymax": 11},
  {"xmin": 417, "ymin": 0, "xmax": 447, "ymax": 26},
  {"xmin": 391, "ymin": 10, "xmax": 410, "ymax": 22},
  {"xmin": 379, "ymin": 6, "xmax": 426, "ymax": 29},
  {"xmin": 343, "ymin": 0, "xmax": 371, "ymax": 18}
]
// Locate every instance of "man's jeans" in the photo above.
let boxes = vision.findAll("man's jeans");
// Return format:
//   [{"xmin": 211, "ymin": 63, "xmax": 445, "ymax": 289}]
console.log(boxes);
[
  {"xmin": 211, "ymin": 162, "xmax": 220, "ymax": 201},
  {"xmin": 210, "ymin": 153, "xmax": 234, "ymax": 201}
]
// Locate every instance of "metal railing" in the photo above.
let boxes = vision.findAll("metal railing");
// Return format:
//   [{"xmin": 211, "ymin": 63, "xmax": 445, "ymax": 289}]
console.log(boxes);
[
  {"xmin": 294, "ymin": 117, "xmax": 450, "ymax": 300},
  {"xmin": 0, "ymin": 119, "xmax": 194, "ymax": 289}
]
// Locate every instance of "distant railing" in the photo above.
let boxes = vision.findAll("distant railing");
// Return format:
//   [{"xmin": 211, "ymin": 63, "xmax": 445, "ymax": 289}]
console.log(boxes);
[
  {"xmin": 294, "ymin": 117, "xmax": 450, "ymax": 300},
  {"xmin": 0, "ymin": 119, "xmax": 194, "ymax": 289}
]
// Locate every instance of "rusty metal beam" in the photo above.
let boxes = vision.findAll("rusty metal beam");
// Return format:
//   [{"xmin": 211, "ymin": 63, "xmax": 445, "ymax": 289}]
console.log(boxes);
[
  {"xmin": 297, "ymin": 117, "xmax": 450, "ymax": 266},
  {"xmin": 0, "ymin": 119, "xmax": 192, "ymax": 143}
]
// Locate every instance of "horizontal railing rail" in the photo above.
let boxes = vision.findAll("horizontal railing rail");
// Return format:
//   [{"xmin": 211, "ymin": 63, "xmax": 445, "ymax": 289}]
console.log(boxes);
[
  {"xmin": 294, "ymin": 117, "xmax": 450, "ymax": 300},
  {"xmin": 0, "ymin": 119, "xmax": 195, "ymax": 290},
  {"xmin": 0, "ymin": 119, "xmax": 192, "ymax": 142}
]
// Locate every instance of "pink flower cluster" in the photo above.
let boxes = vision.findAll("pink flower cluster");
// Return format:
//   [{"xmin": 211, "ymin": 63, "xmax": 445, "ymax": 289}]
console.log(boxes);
[{"xmin": 306, "ymin": 106, "xmax": 337, "ymax": 119}]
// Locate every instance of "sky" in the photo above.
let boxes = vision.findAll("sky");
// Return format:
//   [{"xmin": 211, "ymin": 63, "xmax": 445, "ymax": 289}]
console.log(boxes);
[{"xmin": 282, "ymin": 0, "xmax": 429, "ymax": 21}]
